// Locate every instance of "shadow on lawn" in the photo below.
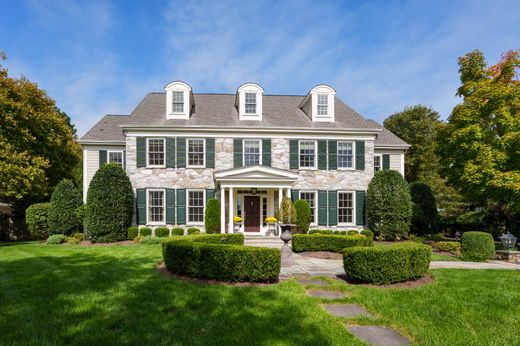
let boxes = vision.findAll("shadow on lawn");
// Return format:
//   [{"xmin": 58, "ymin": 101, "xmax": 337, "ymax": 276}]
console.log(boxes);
[{"xmin": 0, "ymin": 249, "xmax": 340, "ymax": 345}]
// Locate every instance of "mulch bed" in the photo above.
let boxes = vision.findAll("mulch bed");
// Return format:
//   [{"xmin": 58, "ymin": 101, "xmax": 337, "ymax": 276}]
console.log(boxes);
[
  {"xmin": 156, "ymin": 262, "xmax": 279, "ymax": 286},
  {"xmin": 299, "ymin": 251, "xmax": 343, "ymax": 260},
  {"xmin": 336, "ymin": 273, "xmax": 434, "ymax": 289},
  {"xmin": 78, "ymin": 240, "xmax": 134, "ymax": 246}
]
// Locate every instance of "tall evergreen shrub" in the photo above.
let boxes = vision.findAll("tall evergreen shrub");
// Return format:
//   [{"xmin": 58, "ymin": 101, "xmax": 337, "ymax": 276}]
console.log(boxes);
[
  {"xmin": 47, "ymin": 180, "xmax": 82, "ymax": 235},
  {"xmin": 26, "ymin": 202, "xmax": 51, "ymax": 239},
  {"xmin": 204, "ymin": 199, "xmax": 220, "ymax": 234},
  {"xmin": 294, "ymin": 200, "xmax": 311, "ymax": 234}
]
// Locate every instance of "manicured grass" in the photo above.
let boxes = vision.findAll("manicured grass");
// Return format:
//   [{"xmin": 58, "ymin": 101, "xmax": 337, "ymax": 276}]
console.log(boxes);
[
  {"xmin": 1, "ymin": 242, "xmax": 520, "ymax": 345},
  {"xmin": 431, "ymin": 252, "xmax": 461, "ymax": 261}
]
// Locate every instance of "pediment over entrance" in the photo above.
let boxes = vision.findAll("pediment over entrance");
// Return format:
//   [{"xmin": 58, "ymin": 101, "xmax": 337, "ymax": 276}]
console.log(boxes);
[{"xmin": 214, "ymin": 165, "xmax": 298, "ymax": 184}]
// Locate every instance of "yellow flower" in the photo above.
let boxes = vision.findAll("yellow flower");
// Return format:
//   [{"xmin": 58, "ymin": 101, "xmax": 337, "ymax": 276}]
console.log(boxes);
[
  {"xmin": 233, "ymin": 216, "xmax": 242, "ymax": 223},
  {"xmin": 265, "ymin": 217, "xmax": 277, "ymax": 223}
]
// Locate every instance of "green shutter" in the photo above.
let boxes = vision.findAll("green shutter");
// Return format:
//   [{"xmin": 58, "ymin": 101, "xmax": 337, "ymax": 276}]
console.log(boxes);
[
  {"xmin": 123, "ymin": 150, "xmax": 126, "ymax": 170},
  {"xmin": 291, "ymin": 190, "xmax": 299, "ymax": 202},
  {"xmin": 289, "ymin": 140, "xmax": 299, "ymax": 169},
  {"xmin": 136, "ymin": 137, "xmax": 146, "ymax": 168},
  {"xmin": 262, "ymin": 139, "xmax": 271, "ymax": 167},
  {"xmin": 318, "ymin": 140, "xmax": 327, "ymax": 170},
  {"xmin": 383, "ymin": 154, "xmax": 390, "ymax": 170},
  {"xmin": 328, "ymin": 140, "xmax": 337, "ymax": 170},
  {"xmin": 166, "ymin": 138, "xmax": 176, "ymax": 168},
  {"xmin": 318, "ymin": 190, "xmax": 328, "ymax": 226},
  {"xmin": 206, "ymin": 138, "xmax": 215, "ymax": 168},
  {"xmin": 328, "ymin": 191, "xmax": 337, "ymax": 226},
  {"xmin": 233, "ymin": 139, "xmax": 243, "ymax": 168},
  {"xmin": 355, "ymin": 140, "xmax": 365, "ymax": 170},
  {"xmin": 176, "ymin": 189, "xmax": 186, "ymax": 225},
  {"xmin": 176, "ymin": 137, "xmax": 186, "ymax": 168},
  {"xmin": 99, "ymin": 150, "xmax": 107, "ymax": 167},
  {"xmin": 136, "ymin": 189, "xmax": 146, "ymax": 225},
  {"xmin": 356, "ymin": 190, "xmax": 365, "ymax": 226},
  {"xmin": 206, "ymin": 189, "xmax": 215, "ymax": 201},
  {"xmin": 166, "ymin": 189, "xmax": 175, "ymax": 224}
]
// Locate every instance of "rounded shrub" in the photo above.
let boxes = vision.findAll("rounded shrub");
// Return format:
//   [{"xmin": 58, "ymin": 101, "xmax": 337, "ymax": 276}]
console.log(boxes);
[
  {"xmin": 204, "ymin": 199, "xmax": 220, "ymax": 234},
  {"xmin": 162, "ymin": 234, "xmax": 280, "ymax": 282},
  {"xmin": 461, "ymin": 231, "xmax": 495, "ymax": 261},
  {"xmin": 47, "ymin": 234, "xmax": 67, "ymax": 245},
  {"xmin": 172, "ymin": 227, "xmax": 184, "ymax": 236},
  {"xmin": 367, "ymin": 170, "xmax": 413, "ymax": 240},
  {"xmin": 410, "ymin": 182, "xmax": 439, "ymax": 235},
  {"xmin": 294, "ymin": 200, "xmax": 311, "ymax": 234},
  {"xmin": 361, "ymin": 229, "xmax": 374, "ymax": 239},
  {"xmin": 66, "ymin": 236, "xmax": 81, "ymax": 245},
  {"xmin": 187, "ymin": 227, "xmax": 201, "ymax": 235},
  {"xmin": 128, "ymin": 227, "xmax": 139, "ymax": 240},
  {"xmin": 292, "ymin": 234, "xmax": 373, "ymax": 253},
  {"xmin": 139, "ymin": 227, "xmax": 152, "ymax": 237},
  {"xmin": 347, "ymin": 230, "xmax": 359, "ymax": 236},
  {"xmin": 334, "ymin": 230, "xmax": 347, "ymax": 235},
  {"xmin": 343, "ymin": 243, "xmax": 431, "ymax": 284},
  {"xmin": 47, "ymin": 179, "xmax": 82, "ymax": 235},
  {"xmin": 86, "ymin": 164, "xmax": 134, "ymax": 242},
  {"xmin": 73, "ymin": 232, "xmax": 84, "ymax": 241},
  {"xmin": 26, "ymin": 202, "xmax": 51, "ymax": 239},
  {"xmin": 155, "ymin": 227, "xmax": 170, "ymax": 237},
  {"xmin": 436, "ymin": 241, "xmax": 461, "ymax": 252},
  {"xmin": 140, "ymin": 235, "xmax": 164, "ymax": 245}
]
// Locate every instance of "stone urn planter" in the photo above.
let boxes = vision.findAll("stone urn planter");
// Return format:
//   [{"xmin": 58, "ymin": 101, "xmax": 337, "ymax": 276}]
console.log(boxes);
[
  {"xmin": 279, "ymin": 224, "xmax": 294, "ymax": 244},
  {"xmin": 233, "ymin": 216, "xmax": 242, "ymax": 233},
  {"xmin": 277, "ymin": 196, "xmax": 297, "ymax": 263}
]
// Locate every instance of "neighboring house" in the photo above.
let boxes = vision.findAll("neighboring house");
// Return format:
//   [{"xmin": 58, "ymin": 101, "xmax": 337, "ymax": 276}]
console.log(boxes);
[{"xmin": 79, "ymin": 82, "xmax": 409, "ymax": 234}]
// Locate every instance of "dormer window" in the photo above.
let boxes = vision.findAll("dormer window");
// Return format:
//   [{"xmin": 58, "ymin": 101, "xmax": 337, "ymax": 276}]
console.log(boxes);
[
  {"xmin": 245, "ymin": 93, "xmax": 257, "ymax": 114},
  {"xmin": 171, "ymin": 91, "xmax": 184, "ymax": 113},
  {"xmin": 317, "ymin": 94, "xmax": 328, "ymax": 116},
  {"xmin": 236, "ymin": 83, "xmax": 264, "ymax": 120},
  {"xmin": 300, "ymin": 84, "xmax": 335, "ymax": 123},
  {"xmin": 164, "ymin": 81, "xmax": 192, "ymax": 120}
]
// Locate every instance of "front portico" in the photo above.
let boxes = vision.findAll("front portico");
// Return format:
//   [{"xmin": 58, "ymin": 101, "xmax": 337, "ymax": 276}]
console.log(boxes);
[{"xmin": 214, "ymin": 166, "xmax": 298, "ymax": 235}]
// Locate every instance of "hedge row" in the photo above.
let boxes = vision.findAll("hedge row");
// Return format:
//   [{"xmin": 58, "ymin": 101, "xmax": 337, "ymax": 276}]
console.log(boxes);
[
  {"xmin": 343, "ymin": 243, "xmax": 431, "ymax": 284},
  {"xmin": 162, "ymin": 234, "xmax": 278, "ymax": 282},
  {"xmin": 292, "ymin": 234, "xmax": 373, "ymax": 253}
]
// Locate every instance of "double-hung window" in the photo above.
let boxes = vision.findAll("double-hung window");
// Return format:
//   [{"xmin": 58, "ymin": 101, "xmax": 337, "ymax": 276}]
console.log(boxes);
[
  {"xmin": 374, "ymin": 155, "xmax": 381, "ymax": 172},
  {"xmin": 317, "ymin": 94, "xmax": 328, "ymax": 116},
  {"xmin": 148, "ymin": 190, "xmax": 165, "ymax": 224},
  {"xmin": 108, "ymin": 151, "xmax": 123, "ymax": 168},
  {"xmin": 337, "ymin": 141, "xmax": 354, "ymax": 168},
  {"xmin": 243, "ymin": 139, "xmax": 261, "ymax": 166},
  {"xmin": 338, "ymin": 192, "xmax": 354, "ymax": 224},
  {"xmin": 300, "ymin": 191, "xmax": 316, "ymax": 224},
  {"xmin": 188, "ymin": 190, "xmax": 204, "ymax": 223},
  {"xmin": 245, "ymin": 92, "xmax": 256, "ymax": 114},
  {"xmin": 147, "ymin": 138, "xmax": 165, "ymax": 166},
  {"xmin": 187, "ymin": 139, "xmax": 205, "ymax": 167},
  {"xmin": 299, "ymin": 140, "xmax": 316, "ymax": 168},
  {"xmin": 172, "ymin": 91, "xmax": 184, "ymax": 113}
]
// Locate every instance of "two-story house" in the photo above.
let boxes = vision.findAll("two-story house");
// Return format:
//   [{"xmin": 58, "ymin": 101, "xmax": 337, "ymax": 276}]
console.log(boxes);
[{"xmin": 79, "ymin": 82, "xmax": 409, "ymax": 235}]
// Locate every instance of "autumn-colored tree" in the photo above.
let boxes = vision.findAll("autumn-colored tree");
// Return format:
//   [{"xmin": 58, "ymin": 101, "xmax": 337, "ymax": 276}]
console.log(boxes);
[
  {"xmin": 0, "ymin": 52, "xmax": 81, "ymax": 213},
  {"xmin": 438, "ymin": 49, "xmax": 520, "ymax": 233}
]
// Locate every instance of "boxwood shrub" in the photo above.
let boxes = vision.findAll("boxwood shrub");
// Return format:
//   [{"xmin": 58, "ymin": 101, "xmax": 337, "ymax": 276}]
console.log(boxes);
[
  {"xmin": 343, "ymin": 243, "xmax": 432, "ymax": 284},
  {"xmin": 26, "ymin": 202, "xmax": 51, "ymax": 240},
  {"xmin": 155, "ymin": 227, "xmax": 170, "ymax": 237},
  {"xmin": 139, "ymin": 227, "xmax": 152, "ymax": 237},
  {"xmin": 47, "ymin": 234, "xmax": 67, "ymax": 245},
  {"xmin": 347, "ymin": 230, "xmax": 359, "ymax": 236},
  {"xmin": 461, "ymin": 231, "xmax": 495, "ymax": 261},
  {"xmin": 333, "ymin": 231, "xmax": 347, "ymax": 235},
  {"xmin": 172, "ymin": 227, "xmax": 184, "ymax": 236},
  {"xmin": 436, "ymin": 241, "xmax": 461, "ymax": 252},
  {"xmin": 128, "ymin": 227, "xmax": 139, "ymax": 240},
  {"xmin": 361, "ymin": 229, "xmax": 374, "ymax": 239},
  {"xmin": 292, "ymin": 234, "xmax": 373, "ymax": 253},
  {"xmin": 140, "ymin": 235, "xmax": 164, "ymax": 245},
  {"xmin": 204, "ymin": 199, "xmax": 220, "ymax": 234},
  {"xmin": 47, "ymin": 180, "xmax": 82, "ymax": 235},
  {"xmin": 308, "ymin": 230, "xmax": 333, "ymax": 235},
  {"xmin": 162, "ymin": 234, "xmax": 279, "ymax": 282},
  {"xmin": 187, "ymin": 227, "xmax": 201, "ymax": 235}
]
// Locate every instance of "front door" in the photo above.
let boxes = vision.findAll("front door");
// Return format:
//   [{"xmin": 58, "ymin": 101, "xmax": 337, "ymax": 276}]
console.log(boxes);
[{"xmin": 244, "ymin": 196, "xmax": 261, "ymax": 232}]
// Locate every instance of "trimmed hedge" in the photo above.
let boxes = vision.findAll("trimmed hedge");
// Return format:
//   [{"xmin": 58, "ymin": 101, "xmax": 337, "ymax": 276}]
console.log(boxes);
[
  {"xmin": 334, "ymin": 231, "xmax": 347, "ymax": 235},
  {"xmin": 347, "ymin": 230, "xmax": 359, "ymax": 236},
  {"xmin": 343, "ymin": 243, "xmax": 432, "ymax": 284},
  {"xmin": 204, "ymin": 199, "xmax": 220, "ymax": 234},
  {"xmin": 172, "ymin": 227, "xmax": 184, "ymax": 236},
  {"xmin": 361, "ymin": 229, "xmax": 374, "ymax": 239},
  {"xmin": 308, "ymin": 230, "xmax": 333, "ymax": 235},
  {"xmin": 292, "ymin": 234, "xmax": 373, "ymax": 253},
  {"xmin": 128, "ymin": 227, "xmax": 139, "ymax": 240},
  {"xmin": 155, "ymin": 227, "xmax": 170, "ymax": 237},
  {"xmin": 187, "ymin": 227, "xmax": 201, "ymax": 235},
  {"xmin": 461, "ymin": 231, "xmax": 495, "ymax": 262},
  {"xmin": 436, "ymin": 241, "xmax": 461, "ymax": 252},
  {"xmin": 162, "ymin": 234, "xmax": 279, "ymax": 282},
  {"xmin": 26, "ymin": 202, "xmax": 51, "ymax": 240},
  {"xmin": 47, "ymin": 179, "xmax": 82, "ymax": 235},
  {"xmin": 47, "ymin": 234, "xmax": 67, "ymax": 245},
  {"xmin": 140, "ymin": 236, "xmax": 164, "ymax": 245},
  {"xmin": 140, "ymin": 227, "xmax": 152, "ymax": 237}
]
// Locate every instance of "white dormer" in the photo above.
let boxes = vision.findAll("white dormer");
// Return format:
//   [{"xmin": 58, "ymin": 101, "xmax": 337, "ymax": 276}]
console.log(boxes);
[
  {"xmin": 165, "ymin": 81, "xmax": 192, "ymax": 120},
  {"xmin": 236, "ymin": 83, "xmax": 264, "ymax": 121},
  {"xmin": 300, "ymin": 84, "xmax": 335, "ymax": 122}
]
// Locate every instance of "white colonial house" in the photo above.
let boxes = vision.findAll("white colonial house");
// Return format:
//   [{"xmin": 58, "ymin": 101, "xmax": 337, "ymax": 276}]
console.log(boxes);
[{"xmin": 79, "ymin": 82, "xmax": 408, "ymax": 235}]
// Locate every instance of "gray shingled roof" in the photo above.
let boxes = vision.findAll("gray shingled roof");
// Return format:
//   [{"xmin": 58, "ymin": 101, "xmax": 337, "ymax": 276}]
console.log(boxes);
[{"xmin": 80, "ymin": 93, "xmax": 408, "ymax": 147}]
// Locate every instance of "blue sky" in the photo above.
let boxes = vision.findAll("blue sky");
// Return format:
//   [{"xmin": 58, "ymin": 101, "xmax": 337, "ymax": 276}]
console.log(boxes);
[{"xmin": 1, "ymin": 0, "xmax": 519, "ymax": 136}]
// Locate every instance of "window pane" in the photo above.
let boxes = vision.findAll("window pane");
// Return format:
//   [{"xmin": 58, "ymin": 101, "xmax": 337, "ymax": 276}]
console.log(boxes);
[
  {"xmin": 148, "ymin": 139, "xmax": 165, "ymax": 166},
  {"xmin": 374, "ymin": 156, "xmax": 381, "ymax": 172},
  {"xmin": 317, "ymin": 105, "xmax": 328, "ymax": 115},
  {"xmin": 299, "ymin": 141, "xmax": 316, "ymax": 168},
  {"xmin": 172, "ymin": 91, "xmax": 184, "ymax": 112},
  {"xmin": 338, "ymin": 141, "xmax": 353, "ymax": 168},
  {"xmin": 188, "ymin": 139, "xmax": 204, "ymax": 166},
  {"xmin": 244, "ymin": 139, "xmax": 260, "ymax": 166},
  {"xmin": 338, "ymin": 192, "xmax": 353, "ymax": 224},
  {"xmin": 188, "ymin": 190, "xmax": 204, "ymax": 223},
  {"xmin": 300, "ymin": 192, "xmax": 316, "ymax": 223},
  {"xmin": 149, "ymin": 190, "xmax": 164, "ymax": 223},
  {"xmin": 317, "ymin": 94, "xmax": 328, "ymax": 105},
  {"xmin": 108, "ymin": 152, "xmax": 123, "ymax": 168},
  {"xmin": 245, "ymin": 92, "xmax": 256, "ymax": 114}
]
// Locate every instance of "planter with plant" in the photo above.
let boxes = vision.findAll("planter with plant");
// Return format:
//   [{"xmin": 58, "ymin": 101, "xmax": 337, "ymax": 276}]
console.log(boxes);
[
  {"xmin": 277, "ymin": 197, "xmax": 296, "ymax": 247},
  {"xmin": 233, "ymin": 216, "xmax": 242, "ymax": 233},
  {"xmin": 265, "ymin": 217, "xmax": 277, "ymax": 235}
]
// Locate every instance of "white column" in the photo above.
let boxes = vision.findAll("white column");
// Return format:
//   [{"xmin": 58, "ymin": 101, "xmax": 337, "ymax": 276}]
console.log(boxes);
[
  {"xmin": 278, "ymin": 188, "xmax": 283, "ymax": 205},
  {"xmin": 228, "ymin": 187, "xmax": 234, "ymax": 233},
  {"xmin": 287, "ymin": 188, "xmax": 291, "ymax": 199},
  {"xmin": 220, "ymin": 187, "xmax": 225, "ymax": 233}
]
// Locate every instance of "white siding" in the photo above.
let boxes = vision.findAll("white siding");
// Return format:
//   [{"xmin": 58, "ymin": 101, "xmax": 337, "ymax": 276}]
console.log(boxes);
[
  {"xmin": 390, "ymin": 154, "xmax": 401, "ymax": 172},
  {"xmin": 82, "ymin": 146, "xmax": 125, "ymax": 201},
  {"xmin": 86, "ymin": 150, "xmax": 99, "ymax": 198}
]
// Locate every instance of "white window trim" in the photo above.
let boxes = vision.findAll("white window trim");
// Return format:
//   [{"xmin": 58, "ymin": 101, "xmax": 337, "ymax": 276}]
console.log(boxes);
[
  {"xmin": 146, "ymin": 138, "xmax": 166, "ymax": 168},
  {"xmin": 147, "ymin": 189, "xmax": 166, "ymax": 225},
  {"xmin": 337, "ymin": 140, "xmax": 356, "ymax": 170},
  {"xmin": 186, "ymin": 189, "xmax": 206, "ymax": 225},
  {"xmin": 298, "ymin": 140, "xmax": 318, "ymax": 170},
  {"xmin": 242, "ymin": 138, "xmax": 262, "ymax": 166},
  {"xmin": 186, "ymin": 138, "xmax": 206, "ymax": 168},
  {"xmin": 300, "ymin": 190, "xmax": 318, "ymax": 226},
  {"xmin": 337, "ymin": 190, "xmax": 356, "ymax": 226},
  {"xmin": 374, "ymin": 154, "xmax": 382, "ymax": 172},
  {"xmin": 107, "ymin": 150, "xmax": 124, "ymax": 168}
]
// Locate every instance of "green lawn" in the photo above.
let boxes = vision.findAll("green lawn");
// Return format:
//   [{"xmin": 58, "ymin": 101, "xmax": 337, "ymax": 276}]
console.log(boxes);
[
  {"xmin": 431, "ymin": 252, "xmax": 461, "ymax": 261},
  {"xmin": 1, "ymin": 242, "xmax": 519, "ymax": 345}
]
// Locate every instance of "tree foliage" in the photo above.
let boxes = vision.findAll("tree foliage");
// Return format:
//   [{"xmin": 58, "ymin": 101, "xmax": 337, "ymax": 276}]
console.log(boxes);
[
  {"xmin": 294, "ymin": 199, "xmax": 311, "ymax": 234},
  {"xmin": 47, "ymin": 180, "xmax": 82, "ymax": 235},
  {"xmin": 204, "ymin": 199, "xmax": 221, "ymax": 234},
  {"xmin": 0, "ymin": 54, "xmax": 81, "ymax": 212},
  {"xmin": 409, "ymin": 182, "xmax": 439, "ymax": 235},
  {"xmin": 437, "ymin": 49, "xmax": 520, "ymax": 232},
  {"xmin": 86, "ymin": 164, "xmax": 134, "ymax": 242},
  {"xmin": 367, "ymin": 170, "xmax": 413, "ymax": 240}
]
